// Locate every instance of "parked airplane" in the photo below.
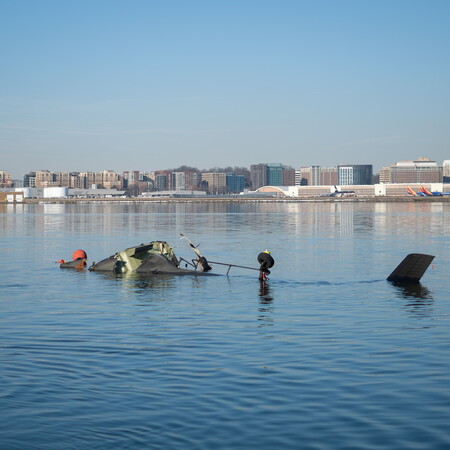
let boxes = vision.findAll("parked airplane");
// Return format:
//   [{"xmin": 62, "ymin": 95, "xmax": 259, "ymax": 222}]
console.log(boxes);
[
  {"xmin": 407, "ymin": 186, "xmax": 448, "ymax": 196},
  {"xmin": 330, "ymin": 186, "xmax": 356, "ymax": 197}
]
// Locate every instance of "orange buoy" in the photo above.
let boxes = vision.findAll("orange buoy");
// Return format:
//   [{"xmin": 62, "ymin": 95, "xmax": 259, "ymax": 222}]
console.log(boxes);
[{"xmin": 72, "ymin": 249, "xmax": 87, "ymax": 260}]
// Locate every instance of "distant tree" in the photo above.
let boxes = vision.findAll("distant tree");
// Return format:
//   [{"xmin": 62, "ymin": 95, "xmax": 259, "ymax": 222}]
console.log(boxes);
[
  {"xmin": 169, "ymin": 165, "xmax": 200, "ymax": 173},
  {"xmin": 231, "ymin": 167, "xmax": 250, "ymax": 186}
]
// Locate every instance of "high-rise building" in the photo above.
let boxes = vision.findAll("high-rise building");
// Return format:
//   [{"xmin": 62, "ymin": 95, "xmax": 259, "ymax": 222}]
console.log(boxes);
[
  {"xmin": 282, "ymin": 167, "xmax": 296, "ymax": 186},
  {"xmin": 81, "ymin": 171, "xmax": 96, "ymax": 188},
  {"xmin": 337, "ymin": 164, "xmax": 373, "ymax": 185},
  {"xmin": 250, "ymin": 164, "xmax": 268, "ymax": 190},
  {"xmin": 0, "ymin": 170, "xmax": 13, "ymax": 188},
  {"xmin": 25, "ymin": 170, "xmax": 122, "ymax": 189},
  {"xmin": 321, "ymin": 167, "xmax": 339, "ymax": 185},
  {"xmin": 154, "ymin": 172, "xmax": 169, "ymax": 190},
  {"xmin": 100, "ymin": 170, "xmax": 121, "ymax": 189},
  {"xmin": 201, "ymin": 172, "xmax": 227, "ymax": 193},
  {"xmin": 166, "ymin": 171, "xmax": 199, "ymax": 191},
  {"xmin": 122, "ymin": 171, "xmax": 141, "ymax": 188},
  {"xmin": 379, "ymin": 158, "xmax": 442, "ymax": 184},
  {"xmin": 35, "ymin": 170, "xmax": 62, "ymax": 187},
  {"xmin": 443, "ymin": 160, "xmax": 450, "ymax": 182},
  {"xmin": 24, "ymin": 172, "xmax": 37, "ymax": 187},
  {"xmin": 250, "ymin": 163, "xmax": 293, "ymax": 189},
  {"xmin": 173, "ymin": 172, "xmax": 186, "ymax": 190},
  {"xmin": 122, "ymin": 171, "xmax": 154, "ymax": 194},
  {"xmin": 226, "ymin": 173, "xmax": 245, "ymax": 193},
  {"xmin": 266, "ymin": 163, "xmax": 283, "ymax": 186},
  {"xmin": 182, "ymin": 171, "xmax": 199, "ymax": 190},
  {"xmin": 299, "ymin": 166, "xmax": 338, "ymax": 186}
]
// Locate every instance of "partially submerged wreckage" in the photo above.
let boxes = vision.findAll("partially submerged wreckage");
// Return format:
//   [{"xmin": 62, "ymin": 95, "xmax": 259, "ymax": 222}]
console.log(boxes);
[
  {"xmin": 61, "ymin": 235, "xmax": 275, "ymax": 280},
  {"xmin": 60, "ymin": 235, "xmax": 434, "ymax": 284}
]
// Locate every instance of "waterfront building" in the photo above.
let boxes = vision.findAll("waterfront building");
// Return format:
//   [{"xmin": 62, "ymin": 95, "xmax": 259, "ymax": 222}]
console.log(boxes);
[
  {"xmin": 43, "ymin": 187, "xmax": 69, "ymax": 198},
  {"xmin": 337, "ymin": 164, "xmax": 373, "ymax": 185},
  {"xmin": 68, "ymin": 188, "xmax": 126, "ymax": 198},
  {"xmin": 285, "ymin": 182, "xmax": 450, "ymax": 197},
  {"xmin": 0, "ymin": 190, "xmax": 23, "ymax": 203},
  {"xmin": 141, "ymin": 190, "xmax": 207, "ymax": 198},
  {"xmin": 379, "ymin": 158, "xmax": 442, "ymax": 183}
]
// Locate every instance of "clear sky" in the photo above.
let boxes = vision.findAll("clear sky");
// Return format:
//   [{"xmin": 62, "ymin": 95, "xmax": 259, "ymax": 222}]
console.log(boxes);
[{"xmin": 1, "ymin": 0, "xmax": 449, "ymax": 178}]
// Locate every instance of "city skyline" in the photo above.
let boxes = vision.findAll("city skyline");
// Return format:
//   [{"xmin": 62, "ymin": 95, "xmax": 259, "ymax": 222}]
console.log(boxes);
[
  {"xmin": 1, "ymin": 1, "xmax": 450, "ymax": 179},
  {"xmin": 3, "ymin": 155, "xmax": 449, "ymax": 181}
]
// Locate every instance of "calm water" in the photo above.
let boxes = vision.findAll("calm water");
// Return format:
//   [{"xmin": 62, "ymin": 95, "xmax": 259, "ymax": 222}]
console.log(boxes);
[{"xmin": 1, "ymin": 201, "xmax": 450, "ymax": 449}]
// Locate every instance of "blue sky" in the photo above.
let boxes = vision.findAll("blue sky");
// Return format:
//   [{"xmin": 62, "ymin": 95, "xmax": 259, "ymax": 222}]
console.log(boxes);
[{"xmin": 1, "ymin": 0, "xmax": 449, "ymax": 178}]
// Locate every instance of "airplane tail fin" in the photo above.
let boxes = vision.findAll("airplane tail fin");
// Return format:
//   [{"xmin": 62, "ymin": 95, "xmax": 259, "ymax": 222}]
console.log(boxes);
[
  {"xmin": 420, "ymin": 186, "xmax": 433, "ymax": 196},
  {"xmin": 387, "ymin": 253, "xmax": 434, "ymax": 283},
  {"xmin": 407, "ymin": 187, "xmax": 417, "ymax": 196}
]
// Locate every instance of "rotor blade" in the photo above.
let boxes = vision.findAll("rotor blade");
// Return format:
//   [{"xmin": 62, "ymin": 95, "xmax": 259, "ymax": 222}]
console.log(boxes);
[{"xmin": 180, "ymin": 233, "xmax": 203, "ymax": 258}]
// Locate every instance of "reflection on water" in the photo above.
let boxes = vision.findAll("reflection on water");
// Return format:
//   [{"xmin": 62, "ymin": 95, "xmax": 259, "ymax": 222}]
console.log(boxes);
[
  {"xmin": 1, "ymin": 202, "xmax": 450, "ymax": 449},
  {"xmin": 258, "ymin": 280, "xmax": 273, "ymax": 303},
  {"xmin": 392, "ymin": 282, "xmax": 433, "ymax": 300},
  {"xmin": 258, "ymin": 280, "xmax": 274, "ymax": 327},
  {"xmin": 403, "ymin": 298, "xmax": 435, "ymax": 318},
  {"xmin": 1, "ymin": 201, "xmax": 449, "ymax": 247},
  {"xmin": 392, "ymin": 282, "xmax": 434, "ymax": 317}
]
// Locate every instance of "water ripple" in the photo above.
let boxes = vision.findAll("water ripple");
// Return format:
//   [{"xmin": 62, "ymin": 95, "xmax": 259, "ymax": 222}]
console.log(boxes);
[{"xmin": 1, "ymin": 203, "xmax": 450, "ymax": 449}]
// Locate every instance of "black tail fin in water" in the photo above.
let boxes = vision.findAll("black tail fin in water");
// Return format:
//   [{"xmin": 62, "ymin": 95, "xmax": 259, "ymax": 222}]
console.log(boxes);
[{"xmin": 387, "ymin": 253, "xmax": 435, "ymax": 283}]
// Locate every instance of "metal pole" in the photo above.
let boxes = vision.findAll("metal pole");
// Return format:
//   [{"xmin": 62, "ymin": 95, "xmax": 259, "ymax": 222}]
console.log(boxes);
[{"xmin": 207, "ymin": 261, "xmax": 261, "ymax": 272}]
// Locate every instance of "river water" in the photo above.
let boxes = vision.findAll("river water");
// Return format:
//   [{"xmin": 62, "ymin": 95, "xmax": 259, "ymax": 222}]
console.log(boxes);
[{"xmin": 1, "ymin": 201, "xmax": 450, "ymax": 449}]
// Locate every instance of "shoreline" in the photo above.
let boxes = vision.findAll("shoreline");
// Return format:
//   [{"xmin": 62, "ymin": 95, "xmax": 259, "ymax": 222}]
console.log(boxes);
[{"xmin": 9, "ymin": 195, "xmax": 450, "ymax": 204}]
